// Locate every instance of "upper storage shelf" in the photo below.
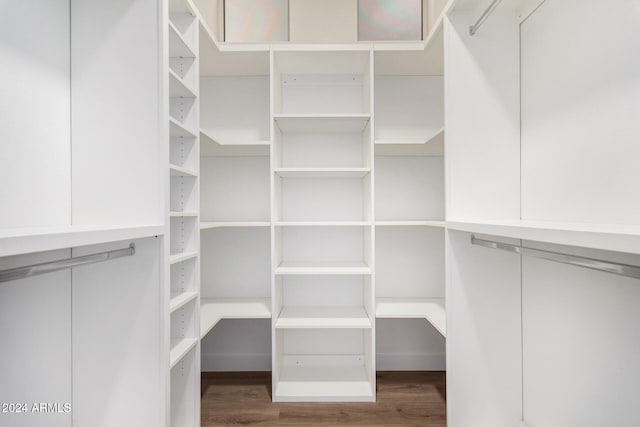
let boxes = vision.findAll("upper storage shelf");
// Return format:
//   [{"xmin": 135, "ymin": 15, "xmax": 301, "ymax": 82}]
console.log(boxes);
[
  {"xmin": 272, "ymin": 48, "xmax": 372, "ymax": 115},
  {"xmin": 0, "ymin": 225, "xmax": 164, "ymax": 258}
]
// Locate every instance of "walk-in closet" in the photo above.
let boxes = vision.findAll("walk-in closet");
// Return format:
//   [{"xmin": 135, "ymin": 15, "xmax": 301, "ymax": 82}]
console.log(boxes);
[{"xmin": 1, "ymin": 0, "xmax": 638, "ymax": 426}]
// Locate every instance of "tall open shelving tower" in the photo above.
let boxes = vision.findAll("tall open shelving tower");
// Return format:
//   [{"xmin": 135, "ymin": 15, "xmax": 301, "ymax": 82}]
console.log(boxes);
[
  {"xmin": 166, "ymin": 0, "xmax": 201, "ymax": 424},
  {"xmin": 271, "ymin": 47, "xmax": 376, "ymax": 402}
]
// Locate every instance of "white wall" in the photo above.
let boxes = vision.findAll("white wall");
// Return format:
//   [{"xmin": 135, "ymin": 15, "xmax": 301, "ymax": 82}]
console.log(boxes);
[
  {"xmin": 444, "ymin": 10, "xmax": 520, "ymax": 221},
  {"xmin": 71, "ymin": 0, "xmax": 163, "ymax": 226},
  {"xmin": 289, "ymin": 0, "xmax": 358, "ymax": 43},
  {"xmin": 0, "ymin": 0, "xmax": 70, "ymax": 229},
  {"xmin": 520, "ymin": 0, "xmax": 640, "ymax": 225}
]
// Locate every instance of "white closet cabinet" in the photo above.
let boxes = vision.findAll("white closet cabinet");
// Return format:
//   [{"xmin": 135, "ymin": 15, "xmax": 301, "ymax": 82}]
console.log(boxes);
[
  {"xmin": 1, "ymin": 1, "xmax": 166, "ymax": 427},
  {"xmin": 445, "ymin": 0, "xmax": 640, "ymax": 426}
]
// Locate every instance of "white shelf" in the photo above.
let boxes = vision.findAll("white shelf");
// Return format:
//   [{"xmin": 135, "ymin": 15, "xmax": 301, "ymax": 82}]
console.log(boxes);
[
  {"xmin": 169, "ymin": 337, "xmax": 198, "ymax": 369},
  {"xmin": 376, "ymin": 298, "xmax": 446, "ymax": 337},
  {"xmin": 274, "ymin": 168, "xmax": 370, "ymax": 178},
  {"xmin": 275, "ymin": 221, "xmax": 371, "ymax": 227},
  {"xmin": 169, "ymin": 164, "xmax": 198, "ymax": 177},
  {"xmin": 200, "ymin": 129, "xmax": 269, "ymax": 157},
  {"xmin": 169, "ymin": 69, "xmax": 196, "ymax": 98},
  {"xmin": 170, "ymin": 291, "xmax": 198, "ymax": 313},
  {"xmin": 375, "ymin": 127, "xmax": 445, "ymax": 156},
  {"xmin": 275, "ymin": 363, "xmax": 373, "ymax": 402},
  {"xmin": 446, "ymin": 220, "xmax": 640, "ymax": 255},
  {"xmin": 376, "ymin": 220, "xmax": 445, "ymax": 228},
  {"xmin": 168, "ymin": 21, "xmax": 195, "ymax": 58},
  {"xmin": 169, "ymin": 251, "xmax": 198, "ymax": 264},
  {"xmin": 200, "ymin": 298, "xmax": 271, "ymax": 339},
  {"xmin": 169, "ymin": 211, "xmax": 198, "ymax": 217},
  {"xmin": 0, "ymin": 224, "xmax": 164, "ymax": 258},
  {"xmin": 274, "ymin": 114, "xmax": 371, "ymax": 133},
  {"xmin": 200, "ymin": 221, "xmax": 270, "ymax": 230},
  {"xmin": 276, "ymin": 307, "xmax": 371, "ymax": 329},
  {"xmin": 275, "ymin": 261, "xmax": 372, "ymax": 275},
  {"xmin": 170, "ymin": 117, "xmax": 196, "ymax": 138}
]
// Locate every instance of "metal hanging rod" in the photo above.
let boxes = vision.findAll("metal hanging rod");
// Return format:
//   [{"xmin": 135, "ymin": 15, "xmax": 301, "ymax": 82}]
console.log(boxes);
[
  {"xmin": 0, "ymin": 244, "xmax": 135, "ymax": 284},
  {"xmin": 469, "ymin": 0, "xmax": 504, "ymax": 36},
  {"xmin": 470, "ymin": 236, "xmax": 640, "ymax": 280}
]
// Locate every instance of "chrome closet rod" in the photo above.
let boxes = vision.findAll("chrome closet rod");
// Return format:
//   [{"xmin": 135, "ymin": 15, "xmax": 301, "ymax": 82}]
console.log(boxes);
[
  {"xmin": 470, "ymin": 236, "xmax": 640, "ymax": 279},
  {"xmin": 469, "ymin": 0, "xmax": 504, "ymax": 35},
  {"xmin": 0, "ymin": 244, "xmax": 135, "ymax": 284}
]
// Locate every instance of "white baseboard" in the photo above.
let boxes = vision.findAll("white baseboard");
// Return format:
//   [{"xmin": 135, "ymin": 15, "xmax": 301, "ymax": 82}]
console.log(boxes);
[{"xmin": 201, "ymin": 352, "xmax": 272, "ymax": 372}]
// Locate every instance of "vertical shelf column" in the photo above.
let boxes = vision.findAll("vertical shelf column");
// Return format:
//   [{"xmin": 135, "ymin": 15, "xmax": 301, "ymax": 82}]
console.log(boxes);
[
  {"xmin": 167, "ymin": 1, "xmax": 200, "ymax": 426},
  {"xmin": 270, "ymin": 47, "xmax": 376, "ymax": 402}
]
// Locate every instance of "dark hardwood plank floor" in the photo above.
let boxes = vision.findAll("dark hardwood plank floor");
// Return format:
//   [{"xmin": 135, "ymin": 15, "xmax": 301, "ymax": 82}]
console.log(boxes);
[{"xmin": 201, "ymin": 371, "xmax": 446, "ymax": 426}]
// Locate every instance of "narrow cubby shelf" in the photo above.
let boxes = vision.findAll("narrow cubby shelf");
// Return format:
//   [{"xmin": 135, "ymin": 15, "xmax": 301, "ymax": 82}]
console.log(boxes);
[
  {"xmin": 170, "ymin": 291, "xmax": 199, "ymax": 313},
  {"xmin": 168, "ymin": 21, "xmax": 196, "ymax": 58},
  {"xmin": 275, "ymin": 364, "xmax": 373, "ymax": 402},
  {"xmin": 275, "ymin": 307, "xmax": 372, "ymax": 329},
  {"xmin": 274, "ymin": 168, "xmax": 370, "ymax": 178},
  {"xmin": 200, "ymin": 298, "xmax": 271, "ymax": 339},
  {"xmin": 375, "ymin": 220, "xmax": 445, "ymax": 227},
  {"xmin": 274, "ymin": 221, "xmax": 371, "ymax": 227},
  {"xmin": 169, "ymin": 337, "xmax": 198, "ymax": 369},
  {"xmin": 169, "ymin": 164, "xmax": 198, "ymax": 177},
  {"xmin": 200, "ymin": 221, "xmax": 270, "ymax": 230},
  {"xmin": 170, "ymin": 117, "xmax": 197, "ymax": 138},
  {"xmin": 169, "ymin": 69, "xmax": 197, "ymax": 98},
  {"xmin": 375, "ymin": 298, "xmax": 446, "ymax": 337},
  {"xmin": 169, "ymin": 211, "xmax": 198, "ymax": 217},
  {"xmin": 275, "ymin": 261, "xmax": 372, "ymax": 276},
  {"xmin": 273, "ymin": 114, "xmax": 371, "ymax": 133},
  {"xmin": 169, "ymin": 251, "xmax": 198, "ymax": 265}
]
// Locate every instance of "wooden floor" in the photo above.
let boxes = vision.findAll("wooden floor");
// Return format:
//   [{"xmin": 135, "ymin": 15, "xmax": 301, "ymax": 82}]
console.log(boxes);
[{"xmin": 201, "ymin": 371, "xmax": 446, "ymax": 426}]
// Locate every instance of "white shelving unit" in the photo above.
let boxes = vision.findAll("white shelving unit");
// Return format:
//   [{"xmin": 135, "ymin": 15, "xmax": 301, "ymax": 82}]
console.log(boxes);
[
  {"xmin": 372, "ymin": 31, "xmax": 447, "ymax": 373},
  {"xmin": 271, "ymin": 47, "xmax": 376, "ymax": 402},
  {"xmin": 166, "ymin": 1, "xmax": 200, "ymax": 426}
]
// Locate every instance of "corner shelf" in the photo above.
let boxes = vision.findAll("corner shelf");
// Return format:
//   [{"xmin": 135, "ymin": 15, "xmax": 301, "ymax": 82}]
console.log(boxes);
[
  {"xmin": 200, "ymin": 298, "xmax": 271, "ymax": 339},
  {"xmin": 200, "ymin": 129, "xmax": 270, "ymax": 157},
  {"xmin": 170, "ymin": 337, "xmax": 198, "ymax": 369},
  {"xmin": 274, "ymin": 114, "xmax": 371, "ymax": 133},
  {"xmin": 375, "ymin": 127, "xmax": 444, "ymax": 156},
  {"xmin": 275, "ymin": 307, "xmax": 372, "ymax": 329},
  {"xmin": 376, "ymin": 298, "xmax": 446, "ymax": 337},
  {"xmin": 275, "ymin": 261, "xmax": 372, "ymax": 276}
]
